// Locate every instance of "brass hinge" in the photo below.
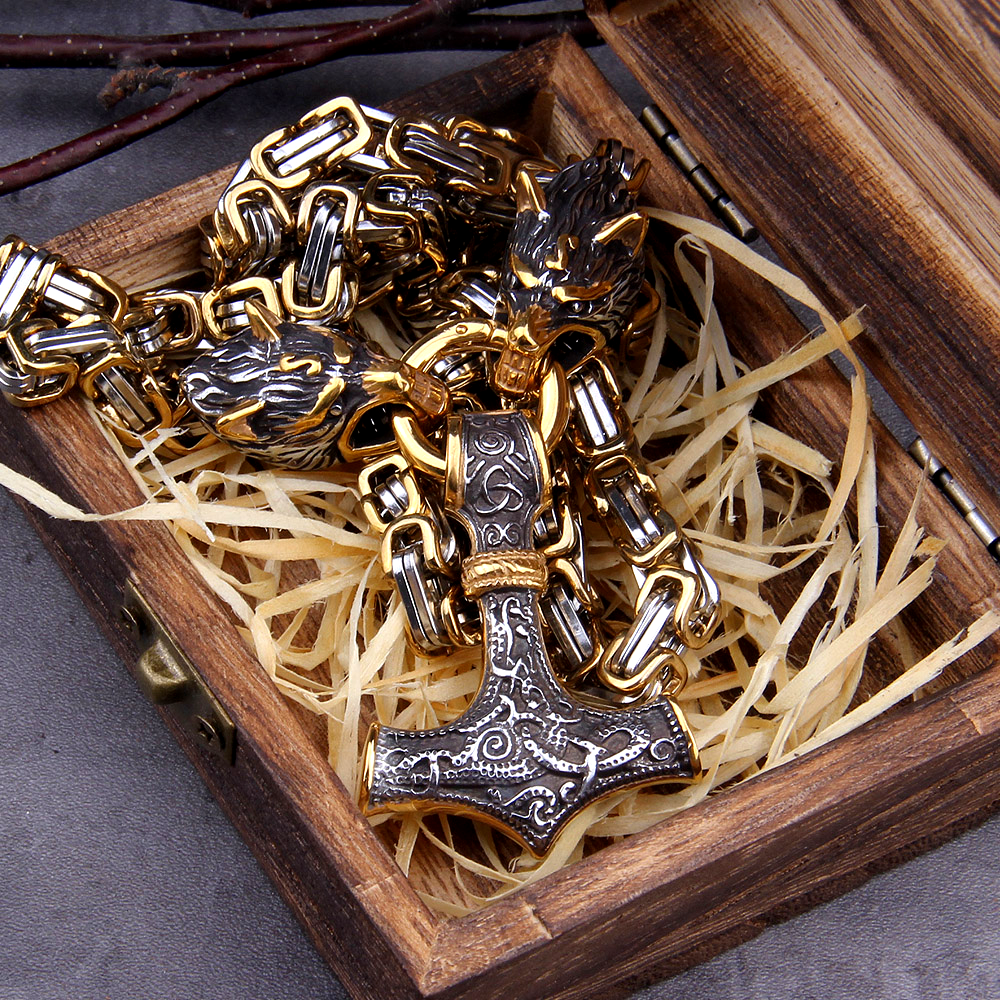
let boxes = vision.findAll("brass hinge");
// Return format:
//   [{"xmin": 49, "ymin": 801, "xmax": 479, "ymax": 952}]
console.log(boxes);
[
  {"xmin": 637, "ymin": 100, "xmax": 998, "ymax": 564},
  {"xmin": 909, "ymin": 438, "xmax": 1000, "ymax": 564},
  {"xmin": 121, "ymin": 580, "xmax": 236, "ymax": 764},
  {"xmin": 640, "ymin": 104, "xmax": 758, "ymax": 243}
]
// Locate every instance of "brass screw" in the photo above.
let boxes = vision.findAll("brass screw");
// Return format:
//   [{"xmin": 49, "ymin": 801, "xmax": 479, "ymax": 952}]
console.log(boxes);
[
  {"xmin": 120, "ymin": 605, "xmax": 140, "ymax": 633},
  {"xmin": 195, "ymin": 714, "xmax": 221, "ymax": 747}
]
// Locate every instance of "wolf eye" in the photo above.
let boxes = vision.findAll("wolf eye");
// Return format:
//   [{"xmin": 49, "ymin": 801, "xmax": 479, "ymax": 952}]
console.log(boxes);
[{"xmin": 278, "ymin": 354, "xmax": 323, "ymax": 376}]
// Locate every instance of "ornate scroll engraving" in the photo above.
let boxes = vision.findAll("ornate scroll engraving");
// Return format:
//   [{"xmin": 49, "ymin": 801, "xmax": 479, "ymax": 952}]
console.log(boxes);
[{"xmin": 363, "ymin": 411, "xmax": 697, "ymax": 855}]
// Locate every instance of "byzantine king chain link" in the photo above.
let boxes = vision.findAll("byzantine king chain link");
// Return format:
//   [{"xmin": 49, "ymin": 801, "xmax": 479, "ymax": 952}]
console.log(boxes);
[
  {"xmin": 0, "ymin": 98, "xmax": 550, "ymax": 445},
  {"xmin": 0, "ymin": 97, "xmax": 723, "ymax": 841}
]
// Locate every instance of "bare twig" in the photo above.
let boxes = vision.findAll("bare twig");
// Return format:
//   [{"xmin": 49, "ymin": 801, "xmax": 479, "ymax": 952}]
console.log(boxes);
[
  {"xmin": 177, "ymin": 0, "xmax": 431, "ymax": 15},
  {"xmin": 0, "ymin": 0, "xmax": 494, "ymax": 195},
  {"xmin": 0, "ymin": 12, "xmax": 595, "ymax": 68}
]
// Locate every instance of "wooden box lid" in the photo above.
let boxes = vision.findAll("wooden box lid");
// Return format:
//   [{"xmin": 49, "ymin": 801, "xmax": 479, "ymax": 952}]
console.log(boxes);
[
  {"xmin": 5, "ymin": 26, "xmax": 1000, "ymax": 1000},
  {"xmin": 590, "ymin": 0, "xmax": 1000, "ymax": 534}
]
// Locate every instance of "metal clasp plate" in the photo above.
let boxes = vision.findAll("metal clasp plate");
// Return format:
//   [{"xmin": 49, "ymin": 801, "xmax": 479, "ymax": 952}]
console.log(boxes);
[{"xmin": 121, "ymin": 580, "xmax": 236, "ymax": 764}]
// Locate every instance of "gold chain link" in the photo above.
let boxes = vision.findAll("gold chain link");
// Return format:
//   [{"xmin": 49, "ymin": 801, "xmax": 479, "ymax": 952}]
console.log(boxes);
[{"xmin": 0, "ymin": 98, "xmax": 721, "ymax": 704}]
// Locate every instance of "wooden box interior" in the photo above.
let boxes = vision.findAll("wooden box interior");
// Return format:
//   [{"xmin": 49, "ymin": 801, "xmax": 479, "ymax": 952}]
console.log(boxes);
[{"xmin": 3, "ymin": 29, "xmax": 999, "ymax": 1000}]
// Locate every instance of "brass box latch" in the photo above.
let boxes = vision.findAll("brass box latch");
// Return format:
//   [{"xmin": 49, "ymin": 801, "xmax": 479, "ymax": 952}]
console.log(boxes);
[{"xmin": 121, "ymin": 581, "xmax": 236, "ymax": 764}]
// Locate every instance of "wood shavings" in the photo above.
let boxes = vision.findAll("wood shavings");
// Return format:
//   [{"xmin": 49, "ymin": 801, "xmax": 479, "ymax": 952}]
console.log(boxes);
[{"xmin": 1, "ymin": 210, "xmax": 996, "ymax": 918}]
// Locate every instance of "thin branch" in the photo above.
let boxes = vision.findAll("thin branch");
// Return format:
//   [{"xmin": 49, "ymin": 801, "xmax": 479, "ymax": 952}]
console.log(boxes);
[
  {"xmin": 177, "ymin": 0, "xmax": 433, "ymax": 15},
  {"xmin": 0, "ymin": 0, "xmax": 495, "ymax": 196},
  {"xmin": 0, "ymin": 12, "xmax": 595, "ymax": 68}
]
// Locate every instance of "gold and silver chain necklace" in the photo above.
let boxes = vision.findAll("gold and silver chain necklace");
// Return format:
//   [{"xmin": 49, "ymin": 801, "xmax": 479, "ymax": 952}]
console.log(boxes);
[{"xmin": 0, "ymin": 95, "xmax": 721, "ymax": 854}]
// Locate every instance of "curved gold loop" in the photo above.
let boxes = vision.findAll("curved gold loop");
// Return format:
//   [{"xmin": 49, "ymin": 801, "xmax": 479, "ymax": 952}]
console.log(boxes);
[
  {"xmin": 279, "ymin": 258, "xmax": 357, "ymax": 323},
  {"xmin": 133, "ymin": 288, "xmax": 204, "ymax": 353},
  {"xmin": 596, "ymin": 638, "xmax": 683, "ymax": 698},
  {"xmin": 400, "ymin": 318, "xmax": 498, "ymax": 373},
  {"xmin": 391, "ymin": 411, "xmax": 446, "ymax": 478},
  {"xmin": 250, "ymin": 96, "xmax": 372, "ymax": 191},
  {"xmin": 358, "ymin": 453, "xmax": 423, "ymax": 532},
  {"xmin": 636, "ymin": 567, "xmax": 699, "ymax": 628},
  {"xmin": 68, "ymin": 266, "xmax": 129, "ymax": 327},
  {"xmin": 380, "ymin": 513, "xmax": 453, "ymax": 576},
  {"xmin": 635, "ymin": 565, "xmax": 718, "ymax": 651},
  {"xmin": 535, "ymin": 362, "xmax": 568, "ymax": 456},
  {"xmin": 201, "ymin": 276, "xmax": 283, "ymax": 341},
  {"xmin": 216, "ymin": 179, "xmax": 293, "ymax": 257}
]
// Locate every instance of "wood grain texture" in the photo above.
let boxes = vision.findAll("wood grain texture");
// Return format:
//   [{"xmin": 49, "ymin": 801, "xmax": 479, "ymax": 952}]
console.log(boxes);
[
  {"xmin": 546, "ymin": 29, "xmax": 1000, "ymax": 689},
  {"xmin": 3, "ymin": 30, "xmax": 1000, "ymax": 1000},
  {"xmin": 591, "ymin": 0, "xmax": 1000, "ymax": 536},
  {"xmin": 29, "ymin": 38, "xmax": 572, "ymax": 1000}
]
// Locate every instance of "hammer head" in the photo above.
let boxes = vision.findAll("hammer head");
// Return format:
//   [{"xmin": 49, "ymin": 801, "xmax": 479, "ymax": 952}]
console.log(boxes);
[{"xmin": 362, "ymin": 410, "xmax": 698, "ymax": 856}]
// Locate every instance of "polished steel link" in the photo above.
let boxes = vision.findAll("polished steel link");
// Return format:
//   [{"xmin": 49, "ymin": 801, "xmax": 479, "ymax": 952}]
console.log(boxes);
[
  {"xmin": 436, "ymin": 267, "xmax": 499, "ymax": 320},
  {"xmin": 591, "ymin": 455, "xmax": 679, "ymax": 561},
  {"xmin": 0, "ymin": 347, "xmax": 40, "ymax": 397},
  {"xmin": 599, "ymin": 591, "xmax": 685, "ymax": 697},
  {"xmin": 0, "ymin": 101, "xmax": 724, "ymax": 715},
  {"xmin": 570, "ymin": 363, "xmax": 625, "ymax": 452},
  {"xmin": 359, "ymin": 455, "xmax": 471, "ymax": 655},
  {"xmin": 123, "ymin": 307, "xmax": 172, "ymax": 358},
  {"xmin": 390, "ymin": 543, "xmax": 452, "ymax": 652},
  {"xmin": 42, "ymin": 268, "xmax": 109, "ymax": 318},
  {"xmin": 341, "ymin": 103, "xmax": 395, "ymax": 176},
  {"xmin": 565, "ymin": 353, "xmax": 720, "ymax": 700},
  {"xmin": 202, "ymin": 276, "xmax": 282, "ymax": 340},
  {"xmin": 361, "ymin": 171, "xmax": 441, "ymax": 254},
  {"xmin": 93, "ymin": 367, "xmax": 160, "ymax": 432},
  {"xmin": 541, "ymin": 579, "xmax": 597, "ymax": 673},
  {"xmin": 298, "ymin": 197, "xmax": 346, "ymax": 304},
  {"xmin": 210, "ymin": 179, "xmax": 292, "ymax": 278},
  {"xmin": 23, "ymin": 317, "xmax": 119, "ymax": 359},
  {"xmin": 279, "ymin": 183, "xmax": 362, "ymax": 322},
  {"xmin": 359, "ymin": 453, "xmax": 423, "ymax": 531},
  {"xmin": 381, "ymin": 512, "xmax": 461, "ymax": 655},
  {"xmin": 534, "ymin": 490, "xmax": 604, "ymax": 676},
  {"xmin": 403, "ymin": 268, "xmax": 500, "ymax": 334},
  {"xmin": 122, "ymin": 289, "xmax": 204, "ymax": 366},
  {"xmin": 385, "ymin": 117, "xmax": 485, "ymax": 186},
  {"xmin": 250, "ymin": 96, "xmax": 373, "ymax": 190},
  {"xmin": 0, "ymin": 239, "xmax": 54, "ymax": 328}
]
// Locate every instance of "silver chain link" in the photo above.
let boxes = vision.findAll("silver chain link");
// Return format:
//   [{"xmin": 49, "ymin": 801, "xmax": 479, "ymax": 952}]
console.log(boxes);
[{"xmin": 0, "ymin": 97, "xmax": 721, "ymax": 704}]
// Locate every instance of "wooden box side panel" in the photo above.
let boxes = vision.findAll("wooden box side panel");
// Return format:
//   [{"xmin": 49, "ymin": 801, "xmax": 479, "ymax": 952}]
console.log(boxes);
[
  {"xmin": 8, "ymin": 39, "xmax": 575, "ymax": 1000},
  {"xmin": 5, "ymin": 31, "xmax": 1000, "ymax": 1000}
]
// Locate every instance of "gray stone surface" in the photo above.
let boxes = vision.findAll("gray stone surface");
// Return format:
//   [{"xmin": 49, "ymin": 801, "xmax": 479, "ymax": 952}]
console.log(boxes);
[{"xmin": 1, "ymin": 3, "xmax": 998, "ymax": 999}]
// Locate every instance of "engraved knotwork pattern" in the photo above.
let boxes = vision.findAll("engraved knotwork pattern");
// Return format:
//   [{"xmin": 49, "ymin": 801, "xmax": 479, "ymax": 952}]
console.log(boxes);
[
  {"xmin": 366, "ymin": 411, "xmax": 694, "ymax": 854},
  {"xmin": 460, "ymin": 412, "xmax": 542, "ymax": 551},
  {"xmin": 368, "ymin": 588, "xmax": 693, "ymax": 852}
]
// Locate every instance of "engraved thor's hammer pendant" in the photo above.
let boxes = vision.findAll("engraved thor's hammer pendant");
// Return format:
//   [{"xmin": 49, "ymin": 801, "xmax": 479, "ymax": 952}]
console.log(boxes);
[{"xmin": 361, "ymin": 407, "xmax": 699, "ymax": 856}]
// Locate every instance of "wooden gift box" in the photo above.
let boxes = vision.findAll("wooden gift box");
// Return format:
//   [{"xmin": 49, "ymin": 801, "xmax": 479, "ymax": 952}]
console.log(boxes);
[{"xmin": 5, "ymin": 11, "xmax": 1000, "ymax": 998}]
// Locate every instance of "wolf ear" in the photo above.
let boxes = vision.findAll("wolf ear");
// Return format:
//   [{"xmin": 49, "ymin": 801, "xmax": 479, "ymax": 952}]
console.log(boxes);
[
  {"xmin": 514, "ymin": 168, "xmax": 547, "ymax": 215},
  {"xmin": 245, "ymin": 300, "xmax": 283, "ymax": 343},
  {"xmin": 625, "ymin": 158, "xmax": 650, "ymax": 193},
  {"xmin": 594, "ymin": 211, "xmax": 647, "ymax": 257}
]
